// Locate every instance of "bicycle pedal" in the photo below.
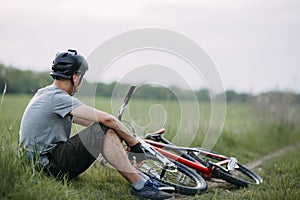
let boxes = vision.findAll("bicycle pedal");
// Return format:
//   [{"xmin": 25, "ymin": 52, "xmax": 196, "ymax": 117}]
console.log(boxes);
[{"xmin": 227, "ymin": 157, "xmax": 238, "ymax": 171}]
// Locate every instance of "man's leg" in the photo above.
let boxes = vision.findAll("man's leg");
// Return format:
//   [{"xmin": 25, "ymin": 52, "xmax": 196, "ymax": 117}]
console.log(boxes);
[
  {"xmin": 102, "ymin": 130, "xmax": 175, "ymax": 199},
  {"xmin": 79, "ymin": 123, "xmax": 141, "ymax": 183},
  {"xmin": 102, "ymin": 129, "xmax": 140, "ymax": 184}
]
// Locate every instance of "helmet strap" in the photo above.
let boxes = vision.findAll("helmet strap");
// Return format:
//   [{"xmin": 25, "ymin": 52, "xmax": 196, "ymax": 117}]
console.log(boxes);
[
  {"xmin": 70, "ymin": 75, "xmax": 76, "ymax": 96},
  {"xmin": 71, "ymin": 85, "xmax": 77, "ymax": 96},
  {"xmin": 70, "ymin": 73, "xmax": 84, "ymax": 96}
]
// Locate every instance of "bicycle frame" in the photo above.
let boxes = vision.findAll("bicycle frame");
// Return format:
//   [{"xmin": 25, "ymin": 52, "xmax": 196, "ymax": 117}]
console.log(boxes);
[
  {"xmin": 143, "ymin": 129, "xmax": 241, "ymax": 179},
  {"xmin": 144, "ymin": 139, "xmax": 213, "ymax": 179}
]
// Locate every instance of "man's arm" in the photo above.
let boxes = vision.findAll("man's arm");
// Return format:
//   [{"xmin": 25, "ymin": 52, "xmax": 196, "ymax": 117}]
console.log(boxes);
[{"xmin": 70, "ymin": 104, "xmax": 138, "ymax": 146}]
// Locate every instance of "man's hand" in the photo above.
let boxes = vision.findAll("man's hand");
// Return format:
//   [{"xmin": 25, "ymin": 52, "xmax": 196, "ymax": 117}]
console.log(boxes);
[{"xmin": 128, "ymin": 142, "xmax": 147, "ymax": 166}]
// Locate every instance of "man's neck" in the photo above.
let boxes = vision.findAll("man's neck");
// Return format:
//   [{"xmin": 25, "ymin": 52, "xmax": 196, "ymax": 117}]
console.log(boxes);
[{"xmin": 53, "ymin": 80, "xmax": 73, "ymax": 95}]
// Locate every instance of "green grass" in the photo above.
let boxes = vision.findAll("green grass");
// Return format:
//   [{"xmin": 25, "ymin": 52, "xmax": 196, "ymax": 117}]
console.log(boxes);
[
  {"xmin": 1, "ymin": 94, "xmax": 300, "ymax": 199},
  {"xmin": 0, "ymin": 147, "xmax": 136, "ymax": 200}
]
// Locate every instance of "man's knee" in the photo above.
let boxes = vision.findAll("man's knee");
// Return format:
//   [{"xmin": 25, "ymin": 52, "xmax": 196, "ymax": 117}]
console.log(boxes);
[
  {"xmin": 105, "ymin": 128, "xmax": 116, "ymax": 135},
  {"xmin": 105, "ymin": 129, "xmax": 122, "ymax": 142},
  {"xmin": 104, "ymin": 128, "xmax": 124, "ymax": 147}
]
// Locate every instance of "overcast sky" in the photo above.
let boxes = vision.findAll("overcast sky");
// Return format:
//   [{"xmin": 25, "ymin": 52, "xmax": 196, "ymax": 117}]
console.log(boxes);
[{"xmin": 0, "ymin": 0, "xmax": 299, "ymax": 94}]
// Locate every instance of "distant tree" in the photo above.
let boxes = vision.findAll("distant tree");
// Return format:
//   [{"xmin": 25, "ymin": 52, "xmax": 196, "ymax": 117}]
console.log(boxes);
[
  {"xmin": 225, "ymin": 90, "xmax": 250, "ymax": 102},
  {"xmin": 0, "ymin": 64, "xmax": 52, "ymax": 94},
  {"xmin": 196, "ymin": 89, "xmax": 210, "ymax": 101}
]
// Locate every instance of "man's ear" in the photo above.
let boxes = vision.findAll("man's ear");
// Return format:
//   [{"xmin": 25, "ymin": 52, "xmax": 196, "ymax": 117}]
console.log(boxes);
[
  {"xmin": 72, "ymin": 73, "xmax": 77, "ymax": 80},
  {"xmin": 72, "ymin": 73, "xmax": 79, "ymax": 84},
  {"xmin": 72, "ymin": 73, "xmax": 83, "ymax": 86}
]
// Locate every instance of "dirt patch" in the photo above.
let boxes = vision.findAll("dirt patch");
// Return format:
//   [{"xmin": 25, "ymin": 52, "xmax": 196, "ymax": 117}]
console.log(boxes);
[{"xmin": 246, "ymin": 142, "xmax": 300, "ymax": 170}]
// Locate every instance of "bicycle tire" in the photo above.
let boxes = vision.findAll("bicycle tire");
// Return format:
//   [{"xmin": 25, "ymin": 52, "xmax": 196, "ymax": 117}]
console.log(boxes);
[
  {"xmin": 190, "ymin": 148, "xmax": 263, "ymax": 187},
  {"xmin": 139, "ymin": 154, "xmax": 207, "ymax": 195},
  {"xmin": 211, "ymin": 163, "xmax": 262, "ymax": 187}
]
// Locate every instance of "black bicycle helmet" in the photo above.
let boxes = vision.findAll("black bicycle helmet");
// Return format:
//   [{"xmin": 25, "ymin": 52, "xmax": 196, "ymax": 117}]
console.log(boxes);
[{"xmin": 50, "ymin": 49, "xmax": 88, "ymax": 80}]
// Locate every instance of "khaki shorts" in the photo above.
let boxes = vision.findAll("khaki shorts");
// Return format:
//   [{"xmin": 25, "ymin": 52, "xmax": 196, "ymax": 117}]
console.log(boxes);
[{"xmin": 42, "ymin": 123, "xmax": 107, "ymax": 179}]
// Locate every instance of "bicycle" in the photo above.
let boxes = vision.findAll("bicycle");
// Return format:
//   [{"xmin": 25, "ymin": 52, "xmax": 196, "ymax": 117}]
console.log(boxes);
[
  {"xmin": 115, "ymin": 85, "xmax": 208, "ymax": 195},
  {"xmin": 119, "ymin": 85, "xmax": 263, "ymax": 188},
  {"xmin": 144, "ymin": 129, "xmax": 263, "ymax": 187}
]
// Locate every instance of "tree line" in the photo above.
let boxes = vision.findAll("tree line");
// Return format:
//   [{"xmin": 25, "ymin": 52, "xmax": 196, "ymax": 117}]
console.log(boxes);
[
  {"xmin": 0, "ymin": 64, "xmax": 52, "ymax": 94},
  {"xmin": 1, "ymin": 63, "xmax": 299, "ymax": 103}
]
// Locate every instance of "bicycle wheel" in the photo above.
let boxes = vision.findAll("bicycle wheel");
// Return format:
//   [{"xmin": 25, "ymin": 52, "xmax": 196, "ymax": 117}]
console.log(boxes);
[
  {"xmin": 139, "ymin": 154, "xmax": 207, "ymax": 195},
  {"xmin": 211, "ymin": 163, "xmax": 262, "ymax": 187},
  {"xmin": 189, "ymin": 148, "xmax": 263, "ymax": 187}
]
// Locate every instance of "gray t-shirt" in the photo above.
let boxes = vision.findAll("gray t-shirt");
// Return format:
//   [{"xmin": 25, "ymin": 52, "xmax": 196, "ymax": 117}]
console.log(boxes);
[{"xmin": 19, "ymin": 85, "xmax": 83, "ymax": 155}]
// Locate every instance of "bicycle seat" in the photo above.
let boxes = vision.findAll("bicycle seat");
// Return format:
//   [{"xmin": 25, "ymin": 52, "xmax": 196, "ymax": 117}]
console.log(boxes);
[
  {"xmin": 145, "ymin": 128, "xmax": 165, "ymax": 141},
  {"xmin": 154, "ymin": 128, "xmax": 165, "ymax": 135}
]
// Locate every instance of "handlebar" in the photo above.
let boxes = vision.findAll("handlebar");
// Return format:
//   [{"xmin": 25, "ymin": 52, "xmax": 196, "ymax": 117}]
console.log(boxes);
[
  {"xmin": 124, "ymin": 85, "xmax": 136, "ymax": 105},
  {"xmin": 118, "ymin": 85, "xmax": 136, "ymax": 120}
]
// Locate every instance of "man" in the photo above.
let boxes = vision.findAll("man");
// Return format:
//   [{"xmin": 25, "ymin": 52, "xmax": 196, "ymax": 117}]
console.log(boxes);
[{"xmin": 19, "ymin": 49, "xmax": 173, "ymax": 200}]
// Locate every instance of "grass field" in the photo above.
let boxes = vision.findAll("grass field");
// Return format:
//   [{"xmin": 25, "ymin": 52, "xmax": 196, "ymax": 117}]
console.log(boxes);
[{"xmin": 1, "ymin": 94, "xmax": 300, "ymax": 199}]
